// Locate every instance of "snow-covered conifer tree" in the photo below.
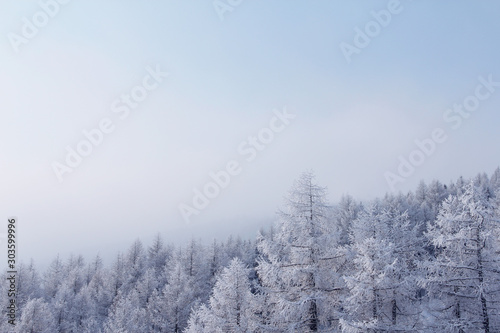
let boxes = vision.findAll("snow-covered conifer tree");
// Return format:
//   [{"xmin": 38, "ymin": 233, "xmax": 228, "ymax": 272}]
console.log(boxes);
[
  {"xmin": 257, "ymin": 171, "xmax": 344, "ymax": 332},
  {"xmin": 162, "ymin": 259, "xmax": 197, "ymax": 332},
  {"xmin": 421, "ymin": 182, "xmax": 500, "ymax": 332},
  {"xmin": 17, "ymin": 298, "xmax": 57, "ymax": 333},
  {"xmin": 341, "ymin": 203, "xmax": 422, "ymax": 332},
  {"xmin": 185, "ymin": 258, "xmax": 257, "ymax": 332}
]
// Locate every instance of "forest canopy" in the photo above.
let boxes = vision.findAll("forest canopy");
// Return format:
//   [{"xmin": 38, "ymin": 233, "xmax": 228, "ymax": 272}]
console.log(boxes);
[{"xmin": 3, "ymin": 168, "xmax": 500, "ymax": 333}]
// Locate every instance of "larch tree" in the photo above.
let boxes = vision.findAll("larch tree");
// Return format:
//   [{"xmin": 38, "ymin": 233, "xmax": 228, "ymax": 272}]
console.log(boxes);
[
  {"xmin": 162, "ymin": 259, "xmax": 197, "ymax": 332},
  {"xmin": 123, "ymin": 239, "xmax": 147, "ymax": 293},
  {"xmin": 182, "ymin": 238, "xmax": 211, "ymax": 304},
  {"xmin": 17, "ymin": 298, "xmax": 57, "ymax": 333},
  {"xmin": 257, "ymin": 171, "xmax": 344, "ymax": 332},
  {"xmin": 104, "ymin": 289, "xmax": 148, "ymax": 333},
  {"xmin": 14, "ymin": 260, "xmax": 42, "ymax": 315},
  {"xmin": 489, "ymin": 167, "xmax": 500, "ymax": 193},
  {"xmin": 147, "ymin": 233, "xmax": 172, "ymax": 278},
  {"xmin": 333, "ymin": 194, "xmax": 361, "ymax": 246},
  {"xmin": 341, "ymin": 203, "xmax": 423, "ymax": 332},
  {"xmin": 110, "ymin": 253, "xmax": 126, "ymax": 297},
  {"xmin": 43, "ymin": 255, "xmax": 64, "ymax": 301},
  {"xmin": 421, "ymin": 182, "xmax": 500, "ymax": 333},
  {"xmin": 340, "ymin": 203, "xmax": 392, "ymax": 332},
  {"xmin": 83, "ymin": 262, "xmax": 114, "ymax": 330},
  {"xmin": 146, "ymin": 288, "xmax": 169, "ymax": 332},
  {"xmin": 185, "ymin": 258, "xmax": 258, "ymax": 332},
  {"xmin": 134, "ymin": 267, "xmax": 159, "ymax": 308}
]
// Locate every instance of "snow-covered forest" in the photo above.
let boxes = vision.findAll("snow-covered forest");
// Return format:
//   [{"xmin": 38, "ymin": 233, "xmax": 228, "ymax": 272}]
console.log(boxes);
[{"xmin": 3, "ymin": 168, "xmax": 500, "ymax": 333}]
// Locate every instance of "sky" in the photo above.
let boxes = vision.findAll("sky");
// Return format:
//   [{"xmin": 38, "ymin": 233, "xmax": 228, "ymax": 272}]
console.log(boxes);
[{"xmin": 1, "ymin": 0, "xmax": 499, "ymax": 268}]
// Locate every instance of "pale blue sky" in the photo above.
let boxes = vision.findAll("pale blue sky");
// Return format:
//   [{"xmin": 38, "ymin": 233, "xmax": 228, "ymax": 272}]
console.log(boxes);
[{"xmin": 1, "ymin": 0, "xmax": 499, "ymax": 267}]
